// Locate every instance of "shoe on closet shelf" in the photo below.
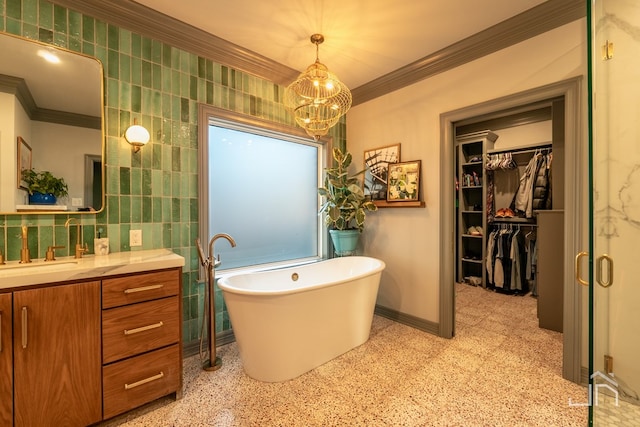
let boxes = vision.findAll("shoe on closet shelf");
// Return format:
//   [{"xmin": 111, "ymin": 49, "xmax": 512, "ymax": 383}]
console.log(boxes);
[{"xmin": 467, "ymin": 226, "xmax": 483, "ymax": 236}]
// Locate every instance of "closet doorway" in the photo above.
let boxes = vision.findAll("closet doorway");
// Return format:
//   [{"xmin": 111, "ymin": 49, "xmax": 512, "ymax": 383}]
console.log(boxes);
[{"xmin": 438, "ymin": 77, "xmax": 585, "ymax": 384}]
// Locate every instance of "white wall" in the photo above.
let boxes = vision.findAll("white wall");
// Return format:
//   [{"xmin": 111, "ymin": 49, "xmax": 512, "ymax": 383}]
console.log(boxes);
[
  {"xmin": 30, "ymin": 121, "xmax": 101, "ymax": 206},
  {"xmin": 347, "ymin": 19, "xmax": 587, "ymax": 323}
]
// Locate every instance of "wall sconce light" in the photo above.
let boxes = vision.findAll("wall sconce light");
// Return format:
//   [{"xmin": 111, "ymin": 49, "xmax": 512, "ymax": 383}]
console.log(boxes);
[{"xmin": 124, "ymin": 119, "xmax": 150, "ymax": 153}]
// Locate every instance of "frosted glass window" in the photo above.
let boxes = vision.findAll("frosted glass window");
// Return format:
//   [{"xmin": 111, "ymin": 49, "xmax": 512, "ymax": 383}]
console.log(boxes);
[{"xmin": 208, "ymin": 124, "xmax": 321, "ymax": 270}]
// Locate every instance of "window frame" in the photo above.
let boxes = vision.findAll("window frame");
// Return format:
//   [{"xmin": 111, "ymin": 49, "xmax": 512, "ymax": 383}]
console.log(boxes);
[{"xmin": 197, "ymin": 104, "xmax": 331, "ymax": 273}]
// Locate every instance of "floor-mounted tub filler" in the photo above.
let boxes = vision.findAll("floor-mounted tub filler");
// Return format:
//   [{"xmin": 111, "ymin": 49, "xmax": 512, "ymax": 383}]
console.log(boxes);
[{"xmin": 218, "ymin": 256, "xmax": 386, "ymax": 382}]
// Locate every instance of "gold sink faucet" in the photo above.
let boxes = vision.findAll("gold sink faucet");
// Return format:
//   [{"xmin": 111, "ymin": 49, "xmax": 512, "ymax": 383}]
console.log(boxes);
[
  {"xmin": 19, "ymin": 225, "xmax": 31, "ymax": 264},
  {"xmin": 64, "ymin": 218, "xmax": 88, "ymax": 259}
]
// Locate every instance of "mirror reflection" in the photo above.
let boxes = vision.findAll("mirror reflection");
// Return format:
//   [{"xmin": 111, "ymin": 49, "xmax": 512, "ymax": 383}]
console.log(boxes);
[{"xmin": 0, "ymin": 32, "xmax": 104, "ymax": 214}]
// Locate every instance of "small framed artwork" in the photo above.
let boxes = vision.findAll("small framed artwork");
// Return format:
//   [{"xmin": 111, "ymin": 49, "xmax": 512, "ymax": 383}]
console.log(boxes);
[
  {"xmin": 363, "ymin": 143, "xmax": 401, "ymax": 204},
  {"xmin": 387, "ymin": 160, "xmax": 421, "ymax": 202},
  {"xmin": 17, "ymin": 136, "xmax": 32, "ymax": 190}
]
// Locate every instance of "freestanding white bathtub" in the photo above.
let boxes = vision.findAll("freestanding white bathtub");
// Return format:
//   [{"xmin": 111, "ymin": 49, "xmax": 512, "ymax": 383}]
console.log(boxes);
[{"xmin": 217, "ymin": 256, "xmax": 385, "ymax": 382}]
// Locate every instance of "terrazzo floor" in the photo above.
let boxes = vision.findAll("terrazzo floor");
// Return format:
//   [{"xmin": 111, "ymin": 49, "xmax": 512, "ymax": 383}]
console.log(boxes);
[{"xmin": 102, "ymin": 282, "xmax": 593, "ymax": 426}]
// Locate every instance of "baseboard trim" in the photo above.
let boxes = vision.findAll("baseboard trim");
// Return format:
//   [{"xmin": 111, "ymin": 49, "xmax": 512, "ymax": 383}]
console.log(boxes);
[
  {"xmin": 183, "ymin": 329, "xmax": 236, "ymax": 358},
  {"xmin": 374, "ymin": 305, "xmax": 440, "ymax": 336}
]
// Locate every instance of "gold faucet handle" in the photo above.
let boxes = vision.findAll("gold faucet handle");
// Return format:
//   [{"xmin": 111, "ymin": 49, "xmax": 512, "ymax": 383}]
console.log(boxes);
[{"xmin": 45, "ymin": 245, "xmax": 65, "ymax": 261}]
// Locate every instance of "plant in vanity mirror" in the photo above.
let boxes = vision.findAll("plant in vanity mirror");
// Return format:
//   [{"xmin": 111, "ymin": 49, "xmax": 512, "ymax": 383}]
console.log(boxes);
[
  {"xmin": 318, "ymin": 147, "xmax": 377, "ymax": 256},
  {"xmin": 21, "ymin": 169, "xmax": 69, "ymax": 205}
]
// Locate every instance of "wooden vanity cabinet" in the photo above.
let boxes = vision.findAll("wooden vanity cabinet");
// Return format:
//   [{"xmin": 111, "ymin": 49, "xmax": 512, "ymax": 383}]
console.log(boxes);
[
  {"xmin": 13, "ymin": 281, "xmax": 102, "ymax": 427},
  {"xmin": 0, "ymin": 293, "xmax": 12, "ymax": 426},
  {"xmin": 101, "ymin": 268, "xmax": 182, "ymax": 420}
]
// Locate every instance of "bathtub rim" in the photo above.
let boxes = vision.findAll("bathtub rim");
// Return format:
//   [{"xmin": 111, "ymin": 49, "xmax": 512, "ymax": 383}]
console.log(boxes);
[{"xmin": 217, "ymin": 256, "xmax": 385, "ymax": 296}]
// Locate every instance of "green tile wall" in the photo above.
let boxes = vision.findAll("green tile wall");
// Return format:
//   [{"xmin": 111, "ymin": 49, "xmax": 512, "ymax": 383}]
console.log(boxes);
[{"xmin": 0, "ymin": 0, "xmax": 346, "ymax": 346}]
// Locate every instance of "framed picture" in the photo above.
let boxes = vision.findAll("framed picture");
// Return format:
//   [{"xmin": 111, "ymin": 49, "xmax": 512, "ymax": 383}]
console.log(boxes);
[
  {"xmin": 17, "ymin": 136, "xmax": 32, "ymax": 190},
  {"xmin": 387, "ymin": 160, "xmax": 421, "ymax": 202},
  {"xmin": 363, "ymin": 143, "xmax": 401, "ymax": 203}
]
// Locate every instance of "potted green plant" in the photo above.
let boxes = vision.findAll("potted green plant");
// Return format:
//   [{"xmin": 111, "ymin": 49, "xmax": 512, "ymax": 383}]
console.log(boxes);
[
  {"xmin": 21, "ymin": 169, "xmax": 69, "ymax": 205},
  {"xmin": 318, "ymin": 147, "xmax": 377, "ymax": 255}
]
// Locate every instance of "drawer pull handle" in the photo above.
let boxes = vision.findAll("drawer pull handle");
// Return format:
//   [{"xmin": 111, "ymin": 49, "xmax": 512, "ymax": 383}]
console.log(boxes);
[
  {"xmin": 21, "ymin": 307, "xmax": 28, "ymax": 349},
  {"xmin": 123, "ymin": 284, "xmax": 164, "ymax": 294},
  {"xmin": 0, "ymin": 311, "xmax": 2, "ymax": 353},
  {"xmin": 124, "ymin": 321, "xmax": 164, "ymax": 335},
  {"xmin": 124, "ymin": 371, "xmax": 164, "ymax": 390}
]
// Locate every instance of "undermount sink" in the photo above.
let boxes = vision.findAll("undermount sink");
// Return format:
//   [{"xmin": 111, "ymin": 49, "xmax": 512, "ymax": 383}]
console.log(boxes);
[{"xmin": 0, "ymin": 259, "xmax": 80, "ymax": 275}]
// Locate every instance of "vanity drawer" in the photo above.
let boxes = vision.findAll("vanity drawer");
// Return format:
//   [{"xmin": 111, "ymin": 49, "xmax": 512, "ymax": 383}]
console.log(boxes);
[
  {"xmin": 102, "ymin": 269, "xmax": 180, "ymax": 309},
  {"xmin": 103, "ymin": 344, "xmax": 181, "ymax": 420},
  {"xmin": 102, "ymin": 297, "xmax": 179, "ymax": 364}
]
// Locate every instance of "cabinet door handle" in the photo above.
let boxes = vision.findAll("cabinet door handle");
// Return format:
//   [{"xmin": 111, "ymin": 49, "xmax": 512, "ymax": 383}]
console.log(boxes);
[
  {"xmin": 0, "ymin": 311, "xmax": 2, "ymax": 353},
  {"xmin": 124, "ymin": 321, "xmax": 163, "ymax": 335},
  {"xmin": 575, "ymin": 251, "xmax": 589, "ymax": 286},
  {"xmin": 596, "ymin": 254, "xmax": 614, "ymax": 288},
  {"xmin": 124, "ymin": 371, "xmax": 164, "ymax": 390},
  {"xmin": 123, "ymin": 284, "xmax": 164, "ymax": 294},
  {"xmin": 21, "ymin": 306, "xmax": 28, "ymax": 348}
]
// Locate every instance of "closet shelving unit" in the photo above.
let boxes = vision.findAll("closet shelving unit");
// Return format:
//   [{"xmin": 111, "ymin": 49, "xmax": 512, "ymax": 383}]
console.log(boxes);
[{"xmin": 456, "ymin": 130, "xmax": 497, "ymax": 288}]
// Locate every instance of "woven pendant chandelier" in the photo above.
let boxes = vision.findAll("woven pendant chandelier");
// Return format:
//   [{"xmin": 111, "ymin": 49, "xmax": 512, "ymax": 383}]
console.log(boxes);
[{"xmin": 284, "ymin": 34, "xmax": 352, "ymax": 140}]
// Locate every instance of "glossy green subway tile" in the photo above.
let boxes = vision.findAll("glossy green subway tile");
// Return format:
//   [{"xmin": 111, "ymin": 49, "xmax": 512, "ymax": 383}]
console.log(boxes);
[
  {"xmin": 171, "ymin": 197, "xmax": 180, "ymax": 222},
  {"xmin": 38, "ymin": 0, "xmax": 52, "ymax": 30},
  {"xmin": 119, "ymin": 54, "xmax": 131, "ymax": 83},
  {"xmin": 68, "ymin": 9, "xmax": 81, "ymax": 38},
  {"xmin": 171, "ymin": 222, "xmax": 181, "ymax": 248},
  {"xmin": 171, "ymin": 172, "xmax": 180, "ymax": 197},
  {"xmin": 152, "ymin": 197, "xmax": 162, "ymax": 223},
  {"xmin": 131, "ymin": 196, "xmax": 142, "ymax": 223},
  {"xmin": 152, "ymin": 63, "xmax": 161, "ymax": 90},
  {"xmin": 107, "ymin": 224, "xmax": 120, "ymax": 249},
  {"xmin": 130, "ymin": 167, "xmax": 141, "ymax": 195},
  {"xmin": 141, "ymin": 60, "xmax": 151, "ymax": 87},
  {"xmin": 23, "ymin": 0, "xmax": 36, "ymax": 24},
  {"xmin": 81, "ymin": 14, "xmax": 93, "ymax": 41},
  {"xmin": 142, "ymin": 169, "xmax": 152, "ymax": 195},
  {"xmin": 119, "ymin": 195, "xmax": 130, "ymax": 223},
  {"xmin": 22, "ymin": 22, "xmax": 37, "ymax": 39},
  {"xmin": 107, "ymin": 48, "xmax": 119, "ymax": 79},
  {"xmin": 5, "ymin": 18, "xmax": 20, "ymax": 34},
  {"xmin": 119, "ymin": 166, "xmax": 130, "ymax": 195},
  {"xmin": 131, "ymin": 56, "xmax": 141, "ymax": 85},
  {"xmin": 119, "ymin": 223, "xmax": 130, "ymax": 251},
  {"xmin": 180, "ymin": 198, "xmax": 190, "ymax": 223},
  {"xmin": 119, "ymin": 81, "xmax": 131, "ymax": 110},
  {"xmin": 142, "ymin": 196, "xmax": 152, "ymax": 223},
  {"xmin": 6, "ymin": 0, "xmax": 20, "ymax": 19},
  {"xmin": 107, "ymin": 195, "xmax": 119, "ymax": 224},
  {"xmin": 141, "ymin": 36, "xmax": 151, "ymax": 60},
  {"xmin": 162, "ymin": 197, "xmax": 171, "ymax": 222},
  {"xmin": 162, "ymin": 222, "xmax": 171, "ymax": 248},
  {"xmin": 52, "ymin": 4, "xmax": 66, "ymax": 33}
]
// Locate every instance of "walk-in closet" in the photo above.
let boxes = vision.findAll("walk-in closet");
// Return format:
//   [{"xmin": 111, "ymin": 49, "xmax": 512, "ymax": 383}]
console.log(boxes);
[{"xmin": 454, "ymin": 98, "xmax": 565, "ymax": 332}]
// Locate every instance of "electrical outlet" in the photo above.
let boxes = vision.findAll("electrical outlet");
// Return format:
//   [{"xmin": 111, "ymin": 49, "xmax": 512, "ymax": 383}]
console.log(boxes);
[{"xmin": 130, "ymin": 229, "xmax": 142, "ymax": 247}]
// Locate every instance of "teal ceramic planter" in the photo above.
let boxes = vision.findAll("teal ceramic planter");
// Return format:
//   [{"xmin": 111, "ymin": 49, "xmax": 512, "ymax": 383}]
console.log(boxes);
[{"xmin": 329, "ymin": 229, "xmax": 360, "ymax": 256}]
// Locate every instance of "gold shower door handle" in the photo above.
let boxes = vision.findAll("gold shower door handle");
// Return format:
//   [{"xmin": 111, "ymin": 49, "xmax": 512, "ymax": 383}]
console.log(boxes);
[
  {"xmin": 575, "ymin": 251, "xmax": 589, "ymax": 286},
  {"xmin": 596, "ymin": 254, "xmax": 614, "ymax": 288}
]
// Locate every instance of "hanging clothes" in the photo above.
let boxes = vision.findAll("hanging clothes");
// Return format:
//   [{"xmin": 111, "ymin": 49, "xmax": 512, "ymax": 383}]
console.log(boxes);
[{"xmin": 485, "ymin": 225, "xmax": 530, "ymax": 294}]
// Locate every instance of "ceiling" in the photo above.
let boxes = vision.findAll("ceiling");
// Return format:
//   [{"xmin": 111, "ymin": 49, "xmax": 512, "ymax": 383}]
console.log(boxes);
[{"xmin": 131, "ymin": 0, "xmax": 548, "ymax": 90}]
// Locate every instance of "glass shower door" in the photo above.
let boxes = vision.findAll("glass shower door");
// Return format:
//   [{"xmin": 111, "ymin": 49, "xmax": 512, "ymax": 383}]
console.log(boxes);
[{"xmin": 589, "ymin": 0, "xmax": 640, "ymax": 424}]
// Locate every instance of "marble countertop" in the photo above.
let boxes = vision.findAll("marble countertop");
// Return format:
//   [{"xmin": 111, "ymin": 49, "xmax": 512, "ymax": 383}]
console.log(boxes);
[{"xmin": 0, "ymin": 248, "xmax": 185, "ymax": 290}]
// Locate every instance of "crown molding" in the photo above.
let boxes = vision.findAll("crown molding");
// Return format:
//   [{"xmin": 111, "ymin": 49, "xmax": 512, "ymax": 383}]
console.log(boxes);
[
  {"xmin": 50, "ymin": 0, "xmax": 585, "ymax": 106},
  {"xmin": 351, "ymin": 0, "xmax": 586, "ymax": 105},
  {"xmin": 49, "ymin": 0, "xmax": 300, "ymax": 85},
  {"xmin": 0, "ymin": 74, "xmax": 100, "ymax": 129}
]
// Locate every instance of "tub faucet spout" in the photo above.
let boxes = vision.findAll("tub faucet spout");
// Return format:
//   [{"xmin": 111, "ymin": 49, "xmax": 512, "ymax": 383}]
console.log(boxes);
[{"xmin": 209, "ymin": 233, "xmax": 236, "ymax": 265}]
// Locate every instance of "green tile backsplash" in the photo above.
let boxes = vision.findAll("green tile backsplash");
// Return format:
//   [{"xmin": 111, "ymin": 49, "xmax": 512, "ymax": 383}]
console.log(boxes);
[{"xmin": 0, "ymin": 0, "xmax": 346, "ymax": 346}]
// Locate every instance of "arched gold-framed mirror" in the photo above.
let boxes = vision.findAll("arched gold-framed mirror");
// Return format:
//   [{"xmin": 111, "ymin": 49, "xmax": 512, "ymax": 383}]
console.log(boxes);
[{"xmin": 0, "ymin": 32, "xmax": 104, "ymax": 214}]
